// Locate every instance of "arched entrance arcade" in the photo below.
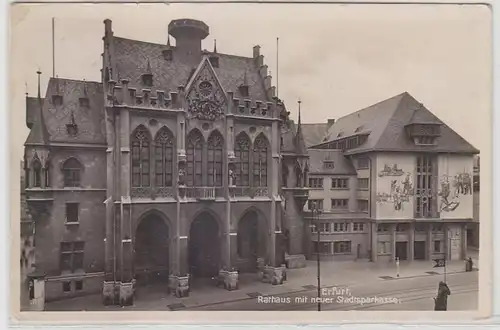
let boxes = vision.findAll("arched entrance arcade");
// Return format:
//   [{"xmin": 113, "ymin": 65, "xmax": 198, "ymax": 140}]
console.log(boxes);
[
  {"xmin": 188, "ymin": 212, "xmax": 221, "ymax": 279},
  {"xmin": 236, "ymin": 209, "xmax": 267, "ymax": 273},
  {"xmin": 133, "ymin": 212, "xmax": 170, "ymax": 285}
]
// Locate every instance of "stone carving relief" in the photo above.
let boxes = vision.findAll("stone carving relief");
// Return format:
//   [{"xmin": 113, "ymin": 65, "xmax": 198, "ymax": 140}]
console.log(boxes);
[{"xmin": 186, "ymin": 61, "xmax": 227, "ymax": 121}]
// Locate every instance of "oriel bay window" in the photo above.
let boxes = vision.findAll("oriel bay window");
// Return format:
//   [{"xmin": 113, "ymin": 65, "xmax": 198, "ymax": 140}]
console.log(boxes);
[
  {"xmin": 234, "ymin": 132, "xmax": 269, "ymax": 188},
  {"xmin": 154, "ymin": 127, "xmax": 174, "ymax": 188},
  {"xmin": 131, "ymin": 125, "xmax": 151, "ymax": 188}
]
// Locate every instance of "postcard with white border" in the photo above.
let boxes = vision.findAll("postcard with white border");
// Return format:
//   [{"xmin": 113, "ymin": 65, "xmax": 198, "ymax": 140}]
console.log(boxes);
[{"xmin": 10, "ymin": 0, "xmax": 493, "ymax": 325}]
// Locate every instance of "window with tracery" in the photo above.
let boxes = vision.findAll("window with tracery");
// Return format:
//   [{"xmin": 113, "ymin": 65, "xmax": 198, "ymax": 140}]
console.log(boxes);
[
  {"xmin": 131, "ymin": 125, "xmax": 151, "ymax": 187},
  {"xmin": 207, "ymin": 132, "xmax": 223, "ymax": 186},
  {"xmin": 154, "ymin": 128, "xmax": 174, "ymax": 187},
  {"xmin": 33, "ymin": 158, "xmax": 42, "ymax": 188},
  {"xmin": 62, "ymin": 158, "xmax": 83, "ymax": 187},
  {"xmin": 252, "ymin": 135, "xmax": 268, "ymax": 187},
  {"xmin": 186, "ymin": 130, "xmax": 204, "ymax": 187},
  {"xmin": 234, "ymin": 133, "xmax": 250, "ymax": 186}
]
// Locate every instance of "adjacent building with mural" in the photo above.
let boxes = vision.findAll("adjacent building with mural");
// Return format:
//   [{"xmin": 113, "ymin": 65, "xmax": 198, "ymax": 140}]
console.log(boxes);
[
  {"xmin": 304, "ymin": 92, "xmax": 478, "ymax": 263},
  {"xmin": 22, "ymin": 19, "xmax": 310, "ymax": 306}
]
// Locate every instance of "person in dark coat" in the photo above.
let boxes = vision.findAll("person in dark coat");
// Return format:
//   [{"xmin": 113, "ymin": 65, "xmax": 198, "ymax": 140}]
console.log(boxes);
[{"xmin": 434, "ymin": 281, "xmax": 451, "ymax": 311}]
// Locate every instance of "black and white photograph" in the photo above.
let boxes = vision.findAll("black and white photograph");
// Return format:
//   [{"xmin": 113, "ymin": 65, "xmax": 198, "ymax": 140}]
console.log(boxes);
[{"xmin": 11, "ymin": 1, "xmax": 492, "ymax": 321}]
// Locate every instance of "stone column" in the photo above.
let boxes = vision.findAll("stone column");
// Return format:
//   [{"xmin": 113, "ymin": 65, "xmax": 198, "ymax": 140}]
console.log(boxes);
[
  {"xmin": 391, "ymin": 224, "xmax": 396, "ymax": 261},
  {"xmin": 371, "ymin": 222, "xmax": 378, "ymax": 262},
  {"xmin": 222, "ymin": 201, "xmax": 231, "ymax": 269},
  {"xmin": 427, "ymin": 224, "xmax": 433, "ymax": 260},
  {"xmin": 444, "ymin": 223, "xmax": 449, "ymax": 261},
  {"xmin": 103, "ymin": 108, "xmax": 116, "ymax": 305},
  {"xmin": 409, "ymin": 222, "xmax": 415, "ymax": 261},
  {"xmin": 462, "ymin": 224, "xmax": 468, "ymax": 260}
]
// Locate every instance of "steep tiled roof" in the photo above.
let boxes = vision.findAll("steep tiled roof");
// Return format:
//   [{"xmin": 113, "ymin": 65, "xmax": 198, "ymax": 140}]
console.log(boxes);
[
  {"xmin": 281, "ymin": 121, "xmax": 298, "ymax": 154},
  {"xmin": 24, "ymin": 96, "xmax": 49, "ymax": 146},
  {"xmin": 113, "ymin": 37, "xmax": 269, "ymax": 102},
  {"xmin": 36, "ymin": 78, "xmax": 105, "ymax": 144},
  {"xmin": 316, "ymin": 92, "xmax": 478, "ymax": 155},
  {"xmin": 301, "ymin": 123, "xmax": 329, "ymax": 147},
  {"xmin": 25, "ymin": 97, "xmax": 41, "ymax": 129},
  {"xmin": 319, "ymin": 93, "xmax": 404, "ymax": 151},
  {"xmin": 307, "ymin": 149, "xmax": 356, "ymax": 175}
]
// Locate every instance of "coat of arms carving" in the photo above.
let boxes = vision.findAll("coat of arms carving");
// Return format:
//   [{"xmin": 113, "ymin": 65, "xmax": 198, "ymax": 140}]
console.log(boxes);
[{"xmin": 186, "ymin": 60, "xmax": 227, "ymax": 121}]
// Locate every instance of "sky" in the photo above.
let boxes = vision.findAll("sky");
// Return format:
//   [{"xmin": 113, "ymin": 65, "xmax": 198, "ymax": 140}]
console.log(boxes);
[{"xmin": 10, "ymin": 2, "xmax": 492, "ymax": 163}]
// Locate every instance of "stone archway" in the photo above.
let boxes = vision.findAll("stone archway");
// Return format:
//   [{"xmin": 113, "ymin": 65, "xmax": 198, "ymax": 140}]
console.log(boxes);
[
  {"xmin": 237, "ymin": 210, "xmax": 267, "ymax": 272},
  {"xmin": 134, "ymin": 214, "xmax": 170, "ymax": 285},
  {"xmin": 188, "ymin": 212, "xmax": 220, "ymax": 278}
]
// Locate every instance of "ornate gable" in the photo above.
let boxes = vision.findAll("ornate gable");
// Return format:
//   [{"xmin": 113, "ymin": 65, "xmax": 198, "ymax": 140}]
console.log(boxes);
[{"xmin": 185, "ymin": 57, "xmax": 227, "ymax": 121}]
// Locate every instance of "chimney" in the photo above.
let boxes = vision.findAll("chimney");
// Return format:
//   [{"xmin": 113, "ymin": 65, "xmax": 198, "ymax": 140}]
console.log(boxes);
[
  {"xmin": 168, "ymin": 19, "xmax": 209, "ymax": 62},
  {"xmin": 253, "ymin": 45, "xmax": 260, "ymax": 59},
  {"xmin": 327, "ymin": 119, "xmax": 335, "ymax": 128}
]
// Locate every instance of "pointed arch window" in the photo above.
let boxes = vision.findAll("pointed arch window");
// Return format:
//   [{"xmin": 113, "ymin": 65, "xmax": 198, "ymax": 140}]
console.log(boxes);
[
  {"xmin": 154, "ymin": 127, "xmax": 174, "ymax": 187},
  {"xmin": 186, "ymin": 130, "xmax": 204, "ymax": 187},
  {"xmin": 62, "ymin": 158, "xmax": 83, "ymax": 187},
  {"xmin": 131, "ymin": 126, "xmax": 151, "ymax": 188},
  {"xmin": 32, "ymin": 158, "xmax": 42, "ymax": 188},
  {"xmin": 208, "ymin": 132, "xmax": 223, "ymax": 186},
  {"xmin": 44, "ymin": 161, "xmax": 50, "ymax": 188},
  {"xmin": 253, "ymin": 135, "xmax": 268, "ymax": 187},
  {"xmin": 235, "ymin": 133, "xmax": 251, "ymax": 186}
]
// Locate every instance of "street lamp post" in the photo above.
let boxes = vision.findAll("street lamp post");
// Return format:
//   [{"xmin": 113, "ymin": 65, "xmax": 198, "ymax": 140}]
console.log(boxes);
[{"xmin": 310, "ymin": 202, "xmax": 321, "ymax": 311}]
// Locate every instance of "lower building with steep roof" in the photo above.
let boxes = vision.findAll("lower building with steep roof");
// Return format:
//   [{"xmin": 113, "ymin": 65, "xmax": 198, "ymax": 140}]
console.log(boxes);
[{"xmin": 303, "ymin": 92, "xmax": 478, "ymax": 263}]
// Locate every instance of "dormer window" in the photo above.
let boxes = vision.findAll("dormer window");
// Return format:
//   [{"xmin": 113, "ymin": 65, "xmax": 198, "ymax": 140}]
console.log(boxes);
[
  {"xmin": 354, "ymin": 125, "xmax": 364, "ymax": 133},
  {"xmin": 142, "ymin": 73, "xmax": 153, "ymax": 87},
  {"xmin": 79, "ymin": 97, "xmax": 89, "ymax": 108},
  {"xmin": 52, "ymin": 94, "xmax": 63, "ymax": 106},
  {"xmin": 162, "ymin": 49, "xmax": 173, "ymax": 61},
  {"xmin": 337, "ymin": 132, "xmax": 344, "ymax": 138},
  {"xmin": 209, "ymin": 55, "xmax": 219, "ymax": 68},
  {"xmin": 239, "ymin": 85, "xmax": 249, "ymax": 97},
  {"xmin": 406, "ymin": 123, "xmax": 441, "ymax": 146},
  {"xmin": 323, "ymin": 160, "xmax": 335, "ymax": 170},
  {"xmin": 66, "ymin": 112, "xmax": 78, "ymax": 136}
]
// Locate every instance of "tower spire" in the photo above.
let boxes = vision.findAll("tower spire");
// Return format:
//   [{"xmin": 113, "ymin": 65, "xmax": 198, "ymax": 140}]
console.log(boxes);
[
  {"xmin": 146, "ymin": 58, "xmax": 152, "ymax": 73},
  {"xmin": 294, "ymin": 98, "xmax": 307, "ymax": 155},
  {"xmin": 167, "ymin": 35, "xmax": 171, "ymax": 48},
  {"xmin": 213, "ymin": 39, "xmax": 217, "ymax": 53},
  {"xmin": 298, "ymin": 98, "xmax": 302, "ymax": 127},
  {"xmin": 25, "ymin": 70, "xmax": 50, "ymax": 146}
]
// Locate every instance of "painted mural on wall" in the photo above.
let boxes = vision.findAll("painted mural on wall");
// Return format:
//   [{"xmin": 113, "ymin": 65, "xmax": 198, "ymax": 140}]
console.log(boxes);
[
  {"xmin": 376, "ymin": 173, "xmax": 414, "ymax": 211},
  {"xmin": 378, "ymin": 164, "xmax": 405, "ymax": 177},
  {"xmin": 438, "ymin": 171, "xmax": 472, "ymax": 212}
]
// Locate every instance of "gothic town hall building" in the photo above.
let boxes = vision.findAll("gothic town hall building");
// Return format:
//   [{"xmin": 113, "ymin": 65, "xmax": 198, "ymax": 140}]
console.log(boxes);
[{"xmin": 23, "ymin": 19, "xmax": 311, "ymax": 305}]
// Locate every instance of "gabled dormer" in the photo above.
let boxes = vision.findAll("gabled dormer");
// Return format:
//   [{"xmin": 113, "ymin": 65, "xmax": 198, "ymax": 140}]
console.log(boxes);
[
  {"xmin": 162, "ymin": 36, "xmax": 173, "ymax": 61},
  {"xmin": 79, "ymin": 80, "xmax": 90, "ymax": 108},
  {"xmin": 238, "ymin": 71, "xmax": 249, "ymax": 98},
  {"xmin": 141, "ymin": 59, "xmax": 153, "ymax": 87},
  {"xmin": 405, "ymin": 103, "xmax": 442, "ymax": 146},
  {"xmin": 51, "ymin": 78, "xmax": 63, "ymax": 107},
  {"xmin": 209, "ymin": 39, "xmax": 219, "ymax": 68}
]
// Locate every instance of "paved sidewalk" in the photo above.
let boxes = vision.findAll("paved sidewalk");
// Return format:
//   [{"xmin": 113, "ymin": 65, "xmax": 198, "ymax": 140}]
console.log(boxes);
[{"xmin": 46, "ymin": 252, "xmax": 478, "ymax": 311}]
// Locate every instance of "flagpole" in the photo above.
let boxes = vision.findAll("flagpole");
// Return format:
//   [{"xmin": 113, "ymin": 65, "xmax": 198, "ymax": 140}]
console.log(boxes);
[
  {"xmin": 276, "ymin": 37, "xmax": 279, "ymax": 98},
  {"xmin": 52, "ymin": 17, "xmax": 55, "ymax": 78}
]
